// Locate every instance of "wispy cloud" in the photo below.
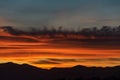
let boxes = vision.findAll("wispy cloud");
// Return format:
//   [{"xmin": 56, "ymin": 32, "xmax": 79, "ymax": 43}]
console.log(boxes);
[
  {"xmin": 107, "ymin": 58, "xmax": 120, "ymax": 61},
  {"xmin": 31, "ymin": 58, "xmax": 120, "ymax": 65},
  {"xmin": 32, "ymin": 60, "xmax": 61, "ymax": 64},
  {"xmin": 47, "ymin": 58, "xmax": 78, "ymax": 62}
]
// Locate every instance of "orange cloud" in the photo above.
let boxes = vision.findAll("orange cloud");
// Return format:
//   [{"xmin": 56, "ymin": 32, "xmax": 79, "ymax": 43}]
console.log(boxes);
[{"xmin": 0, "ymin": 40, "xmax": 119, "ymax": 69}]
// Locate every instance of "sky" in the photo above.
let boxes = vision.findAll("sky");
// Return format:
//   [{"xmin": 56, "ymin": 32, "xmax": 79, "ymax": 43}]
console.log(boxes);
[
  {"xmin": 0, "ymin": 0, "xmax": 120, "ymax": 29},
  {"xmin": 0, "ymin": 0, "xmax": 120, "ymax": 69}
]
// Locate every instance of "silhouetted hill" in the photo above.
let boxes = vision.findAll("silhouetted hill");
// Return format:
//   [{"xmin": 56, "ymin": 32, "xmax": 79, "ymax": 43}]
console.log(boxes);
[{"xmin": 0, "ymin": 62, "xmax": 119, "ymax": 80}]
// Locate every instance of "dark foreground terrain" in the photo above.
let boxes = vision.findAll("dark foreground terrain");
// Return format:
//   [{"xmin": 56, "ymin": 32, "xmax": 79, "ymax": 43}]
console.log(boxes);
[{"xmin": 0, "ymin": 62, "xmax": 119, "ymax": 80}]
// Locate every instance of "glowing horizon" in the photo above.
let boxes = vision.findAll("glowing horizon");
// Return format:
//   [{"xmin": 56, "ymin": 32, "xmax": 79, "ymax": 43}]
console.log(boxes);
[
  {"xmin": 0, "ymin": 27, "xmax": 119, "ymax": 69},
  {"xmin": 0, "ymin": 40, "xmax": 119, "ymax": 69}
]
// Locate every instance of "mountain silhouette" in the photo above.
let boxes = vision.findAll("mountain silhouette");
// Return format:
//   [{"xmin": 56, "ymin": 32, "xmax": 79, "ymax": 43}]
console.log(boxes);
[{"xmin": 0, "ymin": 62, "xmax": 119, "ymax": 80}]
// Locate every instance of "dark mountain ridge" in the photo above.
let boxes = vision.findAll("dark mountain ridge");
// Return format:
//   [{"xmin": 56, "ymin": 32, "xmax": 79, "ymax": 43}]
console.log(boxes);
[{"xmin": 0, "ymin": 62, "xmax": 119, "ymax": 80}]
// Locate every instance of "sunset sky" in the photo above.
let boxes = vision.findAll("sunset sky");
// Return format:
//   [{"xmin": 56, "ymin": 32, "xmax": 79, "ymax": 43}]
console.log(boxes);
[
  {"xmin": 0, "ymin": 0, "xmax": 120, "ymax": 28},
  {"xmin": 0, "ymin": 40, "xmax": 120, "ymax": 69},
  {"xmin": 0, "ymin": 0, "xmax": 120, "ymax": 69}
]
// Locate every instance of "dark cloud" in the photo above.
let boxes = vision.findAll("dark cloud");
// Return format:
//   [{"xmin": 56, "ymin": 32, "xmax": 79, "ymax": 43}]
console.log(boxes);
[
  {"xmin": 31, "ymin": 58, "xmax": 80, "ymax": 65},
  {"xmin": 107, "ymin": 58, "xmax": 120, "ymax": 61},
  {"xmin": 26, "ymin": 57, "xmax": 120, "ymax": 65},
  {"xmin": 84, "ymin": 59, "xmax": 105, "ymax": 62},
  {"xmin": 83, "ymin": 58, "xmax": 120, "ymax": 62},
  {"xmin": 0, "ymin": 36, "xmax": 39, "ymax": 42},
  {"xmin": 32, "ymin": 58, "xmax": 120, "ymax": 64},
  {"xmin": 32, "ymin": 60, "xmax": 60, "ymax": 64},
  {"xmin": 47, "ymin": 58, "xmax": 78, "ymax": 62},
  {"xmin": 47, "ymin": 58, "xmax": 120, "ymax": 63}
]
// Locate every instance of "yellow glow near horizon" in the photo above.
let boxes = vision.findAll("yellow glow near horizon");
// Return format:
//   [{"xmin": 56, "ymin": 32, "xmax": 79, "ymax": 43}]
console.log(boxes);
[{"xmin": 0, "ymin": 41, "xmax": 120, "ymax": 69}]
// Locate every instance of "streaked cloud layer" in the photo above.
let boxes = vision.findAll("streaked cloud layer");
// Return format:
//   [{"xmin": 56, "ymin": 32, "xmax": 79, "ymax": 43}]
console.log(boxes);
[
  {"xmin": 0, "ymin": 0, "xmax": 120, "ymax": 28},
  {"xmin": 0, "ymin": 41, "xmax": 120, "ymax": 68},
  {"xmin": 32, "ymin": 58, "xmax": 120, "ymax": 65}
]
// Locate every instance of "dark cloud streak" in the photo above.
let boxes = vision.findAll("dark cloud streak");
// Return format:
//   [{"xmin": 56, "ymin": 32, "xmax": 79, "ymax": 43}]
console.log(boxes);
[
  {"xmin": 31, "ymin": 58, "xmax": 120, "ymax": 65},
  {"xmin": 32, "ymin": 60, "xmax": 61, "ymax": 64}
]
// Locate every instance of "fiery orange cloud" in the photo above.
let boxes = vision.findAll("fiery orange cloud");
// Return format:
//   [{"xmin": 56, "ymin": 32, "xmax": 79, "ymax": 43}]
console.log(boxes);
[{"xmin": 0, "ymin": 40, "xmax": 120, "ymax": 69}]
